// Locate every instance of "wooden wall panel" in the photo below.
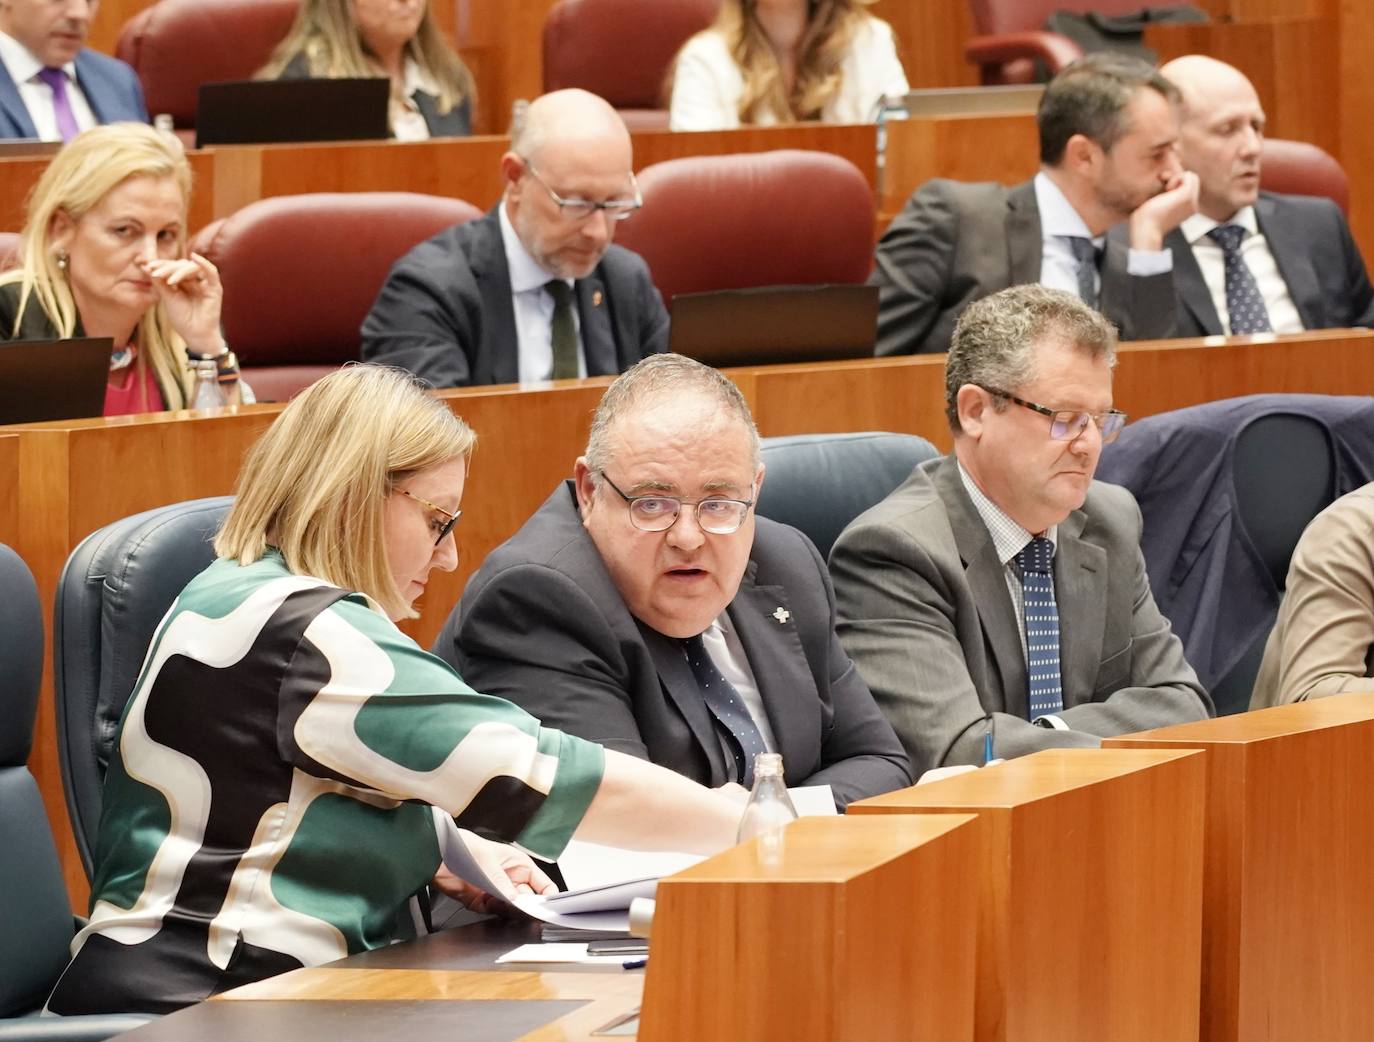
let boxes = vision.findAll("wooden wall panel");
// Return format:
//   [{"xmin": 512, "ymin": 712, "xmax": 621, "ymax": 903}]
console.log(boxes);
[{"xmin": 871, "ymin": 0, "xmax": 978, "ymax": 89}]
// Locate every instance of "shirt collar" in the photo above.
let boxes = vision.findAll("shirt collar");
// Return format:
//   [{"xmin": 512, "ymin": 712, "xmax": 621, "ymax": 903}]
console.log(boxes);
[
  {"xmin": 1034, "ymin": 171, "xmax": 1099, "ymax": 243},
  {"xmin": 957, "ymin": 460, "xmax": 1058, "ymax": 565},
  {"xmin": 0, "ymin": 30, "xmax": 75, "ymax": 84},
  {"xmin": 498, "ymin": 198, "xmax": 571, "ymax": 295},
  {"xmin": 401, "ymin": 56, "xmax": 438, "ymax": 100},
  {"xmin": 1181, "ymin": 204, "xmax": 1259, "ymax": 246}
]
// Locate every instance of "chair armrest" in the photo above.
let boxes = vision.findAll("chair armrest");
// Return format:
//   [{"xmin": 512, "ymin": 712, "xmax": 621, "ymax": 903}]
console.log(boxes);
[
  {"xmin": 965, "ymin": 31, "xmax": 1084, "ymax": 82},
  {"xmin": 0, "ymin": 1013, "xmax": 156, "ymax": 1042}
]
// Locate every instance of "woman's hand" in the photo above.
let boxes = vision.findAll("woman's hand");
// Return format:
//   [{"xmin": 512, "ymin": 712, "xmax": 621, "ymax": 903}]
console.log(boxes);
[
  {"xmin": 432, "ymin": 830, "xmax": 557, "ymax": 918},
  {"xmin": 142, "ymin": 252, "xmax": 225, "ymax": 357}
]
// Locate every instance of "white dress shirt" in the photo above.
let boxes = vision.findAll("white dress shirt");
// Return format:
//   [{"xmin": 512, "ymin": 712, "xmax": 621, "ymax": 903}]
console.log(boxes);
[
  {"xmin": 0, "ymin": 30, "xmax": 97, "ymax": 141},
  {"xmin": 699, "ymin": 612, "xmax": 779, "ymax": 762},
  {"xmin": 1033, "ymin": 173, "xmax": 1172, "ymax": 300},
  {"xmin": 498, "ymin": 201, "xmax": 587, "ymax": 384},
  {"xmin": 388, "ymin": 58, "xmax": 437, "ymax": 143},
  {"xmin": 1178, "ymin": 206, "xmax": 1304, "ymax": 335}
]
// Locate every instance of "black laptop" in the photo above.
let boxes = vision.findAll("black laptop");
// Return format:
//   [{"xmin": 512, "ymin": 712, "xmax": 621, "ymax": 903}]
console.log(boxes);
[
  {"xmin": 195, "ymin": 78, "xmax": 391, "ymax": 147},
  {"xmin": 0, "ymin": 337, "xmax": 113, "ymax": 424},
  {"xmin": 667, "ymin": 284, "xmax": 879, "ymax": 368}
]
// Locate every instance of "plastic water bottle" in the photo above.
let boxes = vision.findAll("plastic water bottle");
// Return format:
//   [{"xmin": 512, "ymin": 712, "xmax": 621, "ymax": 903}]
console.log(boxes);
[
  {"xmin": 190, "ymin": 359, "xmax": 226, "ymax": 411},
  {"xmin": 736, "ymin": 753, "xmax": 797, "ymax": 863}
]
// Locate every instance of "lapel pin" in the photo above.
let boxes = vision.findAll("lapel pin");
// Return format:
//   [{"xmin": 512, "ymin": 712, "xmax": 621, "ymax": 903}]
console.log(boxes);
[
  {"xmin": 592, "ymin": 289, "xmax": 603, "ymax": 307},
  {"xmin": 772, "ymin": 607, "xmax": 791, "ymax": 624}
]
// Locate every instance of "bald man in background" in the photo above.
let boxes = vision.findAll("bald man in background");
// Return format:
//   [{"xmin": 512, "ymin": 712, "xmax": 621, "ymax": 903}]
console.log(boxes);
[
  {"xmin": 1160, "ymin": 55, "xmax": 1374, "ymax": 336},
  {"xmin": 362, "ymin": 88, "xmax": 667, "ymax": 386}
]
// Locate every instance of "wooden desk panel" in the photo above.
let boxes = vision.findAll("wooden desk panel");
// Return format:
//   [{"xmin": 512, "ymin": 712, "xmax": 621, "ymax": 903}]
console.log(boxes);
[
  {"xmin": 1107, "ymin": 697, "xmax": 1374, "ymax": 1042},
  {"xmin": 850, "ymin": 749, "xmax": 1206, "ymax": 1042},
  {"xmin": 0, "ymin": 434, "xmax": 17, "ymax": 549}
]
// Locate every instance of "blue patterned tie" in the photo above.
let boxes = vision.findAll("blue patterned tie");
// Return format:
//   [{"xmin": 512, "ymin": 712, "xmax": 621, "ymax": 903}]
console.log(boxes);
[
  {"xmin": 1016, "ymin": 537, "xmax": 1063, "ymax": 718},
  {"xmin": 681, "ymin": 633, "xmax": 768, "ymax": 787},
  {"xmin": 1207, "ymin": 224, "xmax": 1272, "ymax": 335},
  {"xmin": 1065, "ymin": 236, "xmax": 1100, "ymax": 309}
]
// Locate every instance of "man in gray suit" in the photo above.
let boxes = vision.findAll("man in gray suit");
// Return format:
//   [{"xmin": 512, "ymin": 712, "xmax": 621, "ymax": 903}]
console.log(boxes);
[
  {"xmin": 361, "ymin": 89, "xmax": 667, "ymax": 387},
  {"xmin": 832, "ymin": 285, "xmax": 1211, "ymax": 773},
  {"xmin": 436, "ymin": 354, "xmax": 912, "ymax": 809},
  {"xmin": 1159, "ymin": 55, "xmax": 1374, "ymax": 336},
  {"xmin": 872, "ymin": 53, "xmax": 1199, "ymax": 356}
]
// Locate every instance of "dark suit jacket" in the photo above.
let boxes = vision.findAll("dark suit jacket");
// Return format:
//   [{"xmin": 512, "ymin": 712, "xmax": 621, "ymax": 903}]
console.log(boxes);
[
  {"xmin": 278, "ymin": 53, "xmax": 471, "ymax": 137},
  {"xmin": 1166, "ymin": 192, "xmax": 1374, "ymax": 336},
  {"xmin": 0, "ymin": 48, "xmax": 147, "ymax": 139},
  {"xmin": 830, "ymin": 455, "xmax": 1212, "ymax": 773},
  {"xmin": 360, "ymin": 208, "xmax": 669, "ymax": 388},
  {"xmin": 436, "ymin": 482, "xmax": 912, "ymax": 809},
  {"xmin": 871, "ymin": 178, "xmax": 1176, "ymax": 356}
]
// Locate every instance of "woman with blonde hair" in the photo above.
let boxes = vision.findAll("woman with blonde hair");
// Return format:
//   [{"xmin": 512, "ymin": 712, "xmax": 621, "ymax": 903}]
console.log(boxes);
[
  {"xmin": 258, "ymin": 0, "xmax": 475, "ymax": 140},
  {"xmin": 669, "ymin": 0, "xmax": 908, "ymax": 131},
  {"xmin": 46, "ymin": 363, "xmax": 743, "ymax": 1016},
  {"xmin": 0, "ymin": 122, "xmax": 245, "ymax": 414}
]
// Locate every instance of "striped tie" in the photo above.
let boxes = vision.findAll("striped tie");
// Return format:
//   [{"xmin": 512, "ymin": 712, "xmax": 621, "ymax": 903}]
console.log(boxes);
[{"xmin": 1016, "ymin": 536, "xmax": 1063, "ymax": 718}]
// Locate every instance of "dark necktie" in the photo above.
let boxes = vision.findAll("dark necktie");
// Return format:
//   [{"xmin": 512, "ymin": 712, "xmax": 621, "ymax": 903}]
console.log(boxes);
[
  {"xmin": 1016, "ymin": 537, "xmax": 1063, "ymax": 718},
  {"xmin": 681, "ymin": 633, "xmax": 768, "ymax": 787},
  {"xmin": 1065, "ymin": 235, "xmax": 1100, "ymax": 309},
  {"xmin": 543, "ymin": 279, "xmax": 579, "ymax": 380},
  {"xmin": 35, "ymin": 67, "xmax": 79, "ymax": 143},
  {"xmin": 1207, "ymin": 224, "xmax": 1272, "ymax": 335}
]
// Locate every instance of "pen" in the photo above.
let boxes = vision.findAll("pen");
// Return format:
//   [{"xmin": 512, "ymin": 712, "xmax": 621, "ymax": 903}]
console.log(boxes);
[
  {"xmin": 622, "ymin": 958, "xmax": 648, "ymax": 970},
  {"xmin": 983, "ymin": 715, "xmax": 995, "ymax": 766}
]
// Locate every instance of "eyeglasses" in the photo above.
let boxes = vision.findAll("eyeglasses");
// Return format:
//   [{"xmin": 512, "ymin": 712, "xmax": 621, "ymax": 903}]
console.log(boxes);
[
  {"xmin": 599, "ymin": 472, "xmax": 755, "ymax": 534},
  {"xmin": 398, "ymin": 488, "xmax": 462, "ymax": 545},
  {"xmin": 977, "ymin": 384, "xmax": 1128, "ymax": 444},
  {"xmin": 522, "ymin": 159, "xmax": 642, "ymax": 222}
]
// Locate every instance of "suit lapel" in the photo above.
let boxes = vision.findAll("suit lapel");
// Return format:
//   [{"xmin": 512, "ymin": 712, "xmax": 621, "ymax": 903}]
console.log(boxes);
[
  {"xmin": 472, "ymin": 213, "xmax": 520, "ymax": 384},
  {"xmin": 1006, "ymin": 180, "xmax": 1043, "ymax": 285},
  {"xmin": 576, "ymin": 274, "xmax": 617, "ymax": 376},
  {"xmin": 0, "ymin": 63, "xmax": 37, "ymax": 139},
  {"xmin": 1055, "ymin": 509, "xmax": 1107, "ymax": 706},
  {"xmin": 640, "ymin": 623, "xmax": 730, "ymax": 784},
  {"xmin": 72, "ymin": 52, "xmax": 107, "ymax": 123},
  {"xmin": 1255, "ymin": 194, "xmax": 1323, "ymax": 328},
  {"xmin": 1166, "ymin": 227, "xmax": 1222, "ymax": 335}
]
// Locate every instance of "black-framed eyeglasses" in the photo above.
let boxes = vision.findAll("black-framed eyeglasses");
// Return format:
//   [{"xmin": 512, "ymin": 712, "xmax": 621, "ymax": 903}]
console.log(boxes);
[
  {"xmin": 598, "ymin": 471, "xmax": 755, "ymax": 534},
  {"xmin": 977, "ymin": 384, "xmax": 1128, "ymax": 444},
  {"xmin": 521, "ymin": 159, "xmax": 642, "ymax": 222},
  {"xmin": 398, "ymin": 488, "xmax": 462, "ymax": 545}
]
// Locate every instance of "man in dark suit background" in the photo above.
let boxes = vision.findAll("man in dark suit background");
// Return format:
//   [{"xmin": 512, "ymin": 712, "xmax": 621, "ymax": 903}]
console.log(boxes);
[
  {"xmin": 362, "ymin": 88, "xmax": 667, "ymax": 387},
  {"xmin": 1159, "ymin": 55, "xmax": 1374, "ymax": 336},
  {"xmin": 871, "ymin": 53, "xmax": 1199, "ymax": 356},
  {"xmin": 0, "ymin": 0, "xmax": 147, "ymax": 141},
  {"xmin": 832, "ymin": 286, "xmax": 1211, "ymax": 774},
  {"xmin": 436, "ymin": 353, "xmax": 912, "ymax": 809}
]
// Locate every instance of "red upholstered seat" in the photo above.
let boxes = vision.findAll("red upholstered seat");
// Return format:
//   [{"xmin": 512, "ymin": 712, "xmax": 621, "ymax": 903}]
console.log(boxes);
[
  {"xmin": 189, "ymin": 192, "xmax": 483, "ymax": 401},
  {"xmin": 613, "ymin": 149, "xmax": 874, "ymax": 304},
  {"xmin": 542, "ymin": 0, "xmax": 720, "ymax": 130},
  {"xmin": 116, "ymin": 0, "xmax": 300, "ymax": 131},
  {"xmin": 1260, "ymin": 138, "xmax": 1349, "ymax": 215}
]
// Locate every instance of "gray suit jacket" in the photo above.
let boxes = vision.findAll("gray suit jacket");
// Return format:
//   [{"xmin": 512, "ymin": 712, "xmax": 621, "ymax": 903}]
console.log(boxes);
[
  {"xmin": 360, "ymin": 208, "xmax": 668, "ymax": 387},
  {"xmin": 830, "ymin": 455, "xmax": 1211, "ymax": 773},
  {"xmin": 871, "ymin": 178, "xmax": 1176, "ymax": 356},
  {"xmin": 436, "ymin": 482, "xmax": 913, "ymax": 809},
  {"xmin": 1166, "ymin": 191, "xmax": 1374, "ymax": 336}
]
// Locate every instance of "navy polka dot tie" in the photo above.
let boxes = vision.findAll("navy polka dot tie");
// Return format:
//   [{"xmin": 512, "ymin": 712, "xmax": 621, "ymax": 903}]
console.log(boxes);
[
  {"xmin": 682, "ymin": 633, "xmax": 768, "ymax": 787},
  {"xmin": 1016, "ymin": 537, "xmax": 1063, "ymax": 718},
  {"xmin": 1065, "ymin": 235, "xmax": 1101, "ymax": 309},
  {"xmin": 1207, "ymin": 224, "xmax": 1272, "ymax": 335}
]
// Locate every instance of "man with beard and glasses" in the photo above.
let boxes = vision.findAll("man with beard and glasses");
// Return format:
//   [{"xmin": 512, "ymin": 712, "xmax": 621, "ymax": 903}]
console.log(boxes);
[
  {"xmin": 1159, "ymin": 55, "xmax": 1374, "ymax": 337},
  {"xmin": 870, "ymin": 52, "xmax": 1198, "ymax": 356},
  {"xmin": 361, "ymin": 88, "xmax": 667, "ymax": 387}
]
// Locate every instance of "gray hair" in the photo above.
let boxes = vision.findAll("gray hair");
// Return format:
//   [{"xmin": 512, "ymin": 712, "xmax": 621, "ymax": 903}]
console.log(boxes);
[
  {"xmin": 1039, "ymin": 52, "xmax": 1180, "ymax": 165},
  {"xmin": 584, "ymin": 354, "xmax": 760, "ymax": 475},
  {"xmin": 945, "ymin": 285, "xmax": 1117, "ymax": 433}
]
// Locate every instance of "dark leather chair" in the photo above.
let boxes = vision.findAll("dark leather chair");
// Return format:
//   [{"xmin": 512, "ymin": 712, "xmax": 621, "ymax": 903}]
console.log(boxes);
[
  {"xmin": 542, "ymin": 0, "xmax": 720, "ymax": 130},
  {"xmin": 756, "ymin": 432, "xmax": 938, "ymax": 559},
  {"xmin": 0, "ymin": 544, "xmax": 152, "ymax": 1038},
  {"xmin": 116, "ymin": 0, "xmax": 300, "ymax": 134},
  {"xmin": 189, "ymin": 193, "xmax": 483, "ymax": 401},
  {"xmin": 1261, "ymin": 138, "xmax": 1350, "ymax": 215},
  {"xmin": 614, "ymin": 150, "xmax": 874, "ymax": 305},
  {"xmin": 54, "ymin": 499, "xmax": 233, "ymax": 883}
]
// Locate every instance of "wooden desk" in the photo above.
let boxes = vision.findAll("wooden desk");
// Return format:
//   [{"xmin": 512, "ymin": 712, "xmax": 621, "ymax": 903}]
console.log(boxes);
[
  {"xmin": 1106, "ymin": 696, "xmax": 1374, "ymax": 1042},
  {"xmin": 849, "ymin": 749, "xmax": 1207, "ymax": 1042}
]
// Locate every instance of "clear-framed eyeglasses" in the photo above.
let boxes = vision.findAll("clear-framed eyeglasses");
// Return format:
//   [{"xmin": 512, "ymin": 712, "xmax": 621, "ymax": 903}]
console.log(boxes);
[
  {"xmin": 599, "ymin": 471, "xmax": 755, "ymax": 534},
  {"xmin": 977, "ymin": 384, "xmax": 1128, "ymax": 444},
  {"xmin": 522, "ymin": 159, "xmax": 642, "ymax": 222},
  {"xmin": 398, "ymin": 488, "xmax": 462, "ymax": 545}
]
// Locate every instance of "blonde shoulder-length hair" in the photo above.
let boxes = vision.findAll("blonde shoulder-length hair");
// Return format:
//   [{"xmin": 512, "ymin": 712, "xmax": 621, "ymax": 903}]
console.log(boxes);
[
  {"xmin": 714, "ymin": 0, "xmax": 869, "ymax": 125},
  {"xmin": 215, "ymin": 364, "xmax": 476, "ymax": 620},
  {"xmin": 0, "ymin": 122, "xmax": 195, "ymax": 410},
  {"xmin": 257, "ymin": 0, "xmax": 475, "ymax": 119}
]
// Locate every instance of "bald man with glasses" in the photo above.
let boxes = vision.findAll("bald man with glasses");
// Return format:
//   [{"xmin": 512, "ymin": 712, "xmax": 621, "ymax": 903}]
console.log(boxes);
[
  {"xmin": 361, "ymin": 88, "xmax": 667, "ymax": 387},
  {"xmin": 831, "ymin": 286, "xmax": 1211, "ymax": 775},
  {"xmin": 434, "ymin": 354, "xmax": 912, "ymax": 809}
]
